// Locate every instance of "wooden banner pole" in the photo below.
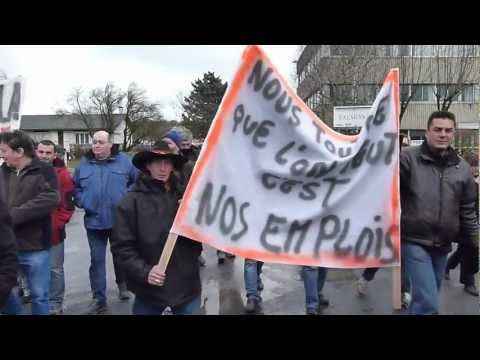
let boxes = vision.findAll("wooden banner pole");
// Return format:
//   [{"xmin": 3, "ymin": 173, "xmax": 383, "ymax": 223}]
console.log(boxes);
[
  {"xmin": 158, "ymin": 232, "xmax": 179, "ymax": 274},
  {"xmin": 392, "ymin": 266, "xmax": 402, "ymax": 310}
]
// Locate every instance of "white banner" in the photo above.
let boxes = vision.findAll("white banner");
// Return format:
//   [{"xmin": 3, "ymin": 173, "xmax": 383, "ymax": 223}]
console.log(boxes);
[
  {"xmin": 172, "ymin": 46, "xmax": 401, "ymax": 268},
  {"xmin": 0, "ymin": 76, "xmax": 25, "ymax": 132}
]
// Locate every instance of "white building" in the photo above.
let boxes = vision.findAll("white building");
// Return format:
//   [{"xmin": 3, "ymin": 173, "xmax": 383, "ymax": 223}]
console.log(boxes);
[
  {"xmin": 296, "ymin": 45, "xmax": 480, "ymax": 154},
  {"xmin": 20, "ymin": 114, "xmax": 126, "ymax": 152}
]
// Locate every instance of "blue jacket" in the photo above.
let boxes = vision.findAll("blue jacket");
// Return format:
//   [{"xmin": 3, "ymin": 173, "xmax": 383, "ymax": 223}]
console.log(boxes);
[{"xmin": 73, "ymin": 149, "xmax": 137, "ymax": 230}]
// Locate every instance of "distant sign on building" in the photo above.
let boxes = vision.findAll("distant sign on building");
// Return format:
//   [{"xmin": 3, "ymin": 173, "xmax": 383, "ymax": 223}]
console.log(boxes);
[
  {"xmin": 333, "ymin": 105, "xmax": 371, "ymax": 128},
  {"xmin": 409, "ymin": 139, "xmax": 424, "ymax": 147},
  {"xmin": 0, "ymin": 76, "xmax": 25, "ymax": 132}
]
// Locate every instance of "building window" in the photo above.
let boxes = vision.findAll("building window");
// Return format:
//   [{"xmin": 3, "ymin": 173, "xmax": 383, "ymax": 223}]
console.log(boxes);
[
  {"xmin": 411, "ymin": 85, "xmax": 434, "ymax": 102},
  {"xmin": 385, "ymin": 45, "xmax": 392, "ymax": 57},
  {"xmin": 356, "ymin": 84, "xmax": 377, "ymax": 104},
  {"xmin": 331, "ymin": 84, "xmax": 354, "ymax": 104},
  {"xmin": 400, "ymin": 85, "xmax": 410, "ymax": 100},
  {"xmin": 474, "ymin": 85, "xmax": 480, "ymax": 103},
  {"xmin": 312, "ymin": 93, "xmax": 318, "ymax": 108},
  {"xmin": 398, "ymin": 45, "xmax": 411, "ymax": 56},
  {"xmin": 461, "ymin": 85, "xmax": 474, "ymax": 102},
  {"xmin": 412, "ymin": 45, "xmax": 434, "ymax": 56},
  {"xmin": 435, "ymin": 84, "xmax": 449, "ymax": 98},
  {"xmin": 330, "ymin": 45, "xmax": 353, "ymax": 56},
  {"xmin": 76, "ymin": 132, "xmax": 91, "ymax": 145}
]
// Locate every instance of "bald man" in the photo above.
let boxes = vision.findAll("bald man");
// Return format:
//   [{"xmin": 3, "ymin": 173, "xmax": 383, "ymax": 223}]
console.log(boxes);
[{"xmin": 73, "ymin": 131, "xmax": 137, "ymax": 314}]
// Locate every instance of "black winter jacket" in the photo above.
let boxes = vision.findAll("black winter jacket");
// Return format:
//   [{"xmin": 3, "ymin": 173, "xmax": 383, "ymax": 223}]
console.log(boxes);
[
  {"xmin": 1, "ymin": 158, "xmax": 59, "ymax": 251},
  {"xmin": 0, "ymin": 196, "xmax": 18, "ymax": 308},
  {"xmin": 111, "ymin": 173, "xmax": 202, "ymax": 309},
  {"xmin": 400, "ymin": 143, "xmax": 479, "ymax": 253}
]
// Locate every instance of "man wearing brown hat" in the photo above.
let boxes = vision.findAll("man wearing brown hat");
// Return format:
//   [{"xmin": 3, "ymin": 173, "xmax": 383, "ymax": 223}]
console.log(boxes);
[{"xmin": 110, "ymin": 140, "xmax": 202, "ymax": 315}]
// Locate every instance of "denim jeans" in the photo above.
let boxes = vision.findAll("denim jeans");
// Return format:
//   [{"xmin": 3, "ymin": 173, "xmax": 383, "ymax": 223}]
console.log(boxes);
[
  {"xmin": 87, "ymin": 229, "xmax": 125, "ymax": 304},
  {"xmin": 244, "ymin": 259, "xmax": 264, "ymax": 300},
  {"xmin": 49, "ymin": 242, "xmax": 65, "ymax": 311},
  {"xmin": 18, "ymin": 271, "xmax": 30, "ymax": 296},
  {"xmin": 402, "ymin": 242, "xmax": 448, "ymax": 315},
  {"xmin": 1, "ymin": 288, "xmax": 24, "ymax": 315},
  {"xmin": 132, "ymin": 296, "xmax": 201, "ymax": 315},
  {"xmin": 302, "ymin": 266, "xmax": 328, "ymax": 311},
  {"xmin": 18, "ymin": 250, "xmax": 51, "ymax": 315}
]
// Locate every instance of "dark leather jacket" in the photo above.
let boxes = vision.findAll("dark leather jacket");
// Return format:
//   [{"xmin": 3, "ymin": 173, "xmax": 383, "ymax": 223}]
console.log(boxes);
[
  {"xmin": 1, "ymin": 158, "xmax": 59, "ymax": 251},
  {"xmin": 0, "ymin": 196, "xmax": 18, "ymax": 307},
  {"xmin": 400, "ymin": 142, "xmax": 479, "ymax": 253},
  {"xmin": 111, "ymin": 173, "xmax": 201, "ymax": 309}
]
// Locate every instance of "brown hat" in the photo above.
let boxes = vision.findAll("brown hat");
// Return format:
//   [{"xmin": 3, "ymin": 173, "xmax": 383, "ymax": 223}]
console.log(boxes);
[{"xmin": 132, "ymin": 140, "xmax": 187, "ymax": 171}]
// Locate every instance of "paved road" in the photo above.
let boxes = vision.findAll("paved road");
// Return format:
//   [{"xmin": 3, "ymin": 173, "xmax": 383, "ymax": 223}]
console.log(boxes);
[{"xmin": 43, "ymin": 210, "xmax": 478, "ymax": 315}]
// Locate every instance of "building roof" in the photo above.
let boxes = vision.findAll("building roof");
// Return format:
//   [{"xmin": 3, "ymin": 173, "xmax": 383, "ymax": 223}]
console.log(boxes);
[
  {"xmin": 401, "ymin": 102, "xmax": 478, "ymax": 130},
  {"xmin": 20, "ymin": 114, "xmax": 124, "ymax": 131}
]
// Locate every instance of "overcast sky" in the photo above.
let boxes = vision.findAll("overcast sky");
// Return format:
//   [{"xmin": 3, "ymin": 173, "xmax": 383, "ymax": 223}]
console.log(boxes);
[{"xmin": 0, "ymin": 45, "xmax": 300, "ymax": 120}]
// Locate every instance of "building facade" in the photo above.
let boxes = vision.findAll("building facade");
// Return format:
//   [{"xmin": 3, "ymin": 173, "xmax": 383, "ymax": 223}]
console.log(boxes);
[
  {"xmin": 296, "ymin": 45, "xmax": 479, "ymax": 155},
  {"xmin": 20, "ymin": 114, "xmax": 126, "ymax": 154}
]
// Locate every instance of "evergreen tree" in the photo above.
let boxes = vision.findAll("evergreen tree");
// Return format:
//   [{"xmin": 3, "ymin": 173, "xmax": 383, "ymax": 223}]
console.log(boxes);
[{"xmin": 181, "ymin": 72, "xmax": 227, "ymax": 139}]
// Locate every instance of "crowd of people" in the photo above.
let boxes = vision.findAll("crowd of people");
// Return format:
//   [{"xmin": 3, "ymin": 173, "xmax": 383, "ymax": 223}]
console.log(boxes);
[{"xmin": 0, "ymin": 111, "xmax": 478, "ymax": 316}]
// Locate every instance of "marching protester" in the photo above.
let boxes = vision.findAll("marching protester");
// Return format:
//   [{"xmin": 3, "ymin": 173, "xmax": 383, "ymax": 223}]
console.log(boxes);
[
  {"xmin": 0, "ymin": 131, "xmax": 59, "ymax": 315},
  {"xmin": 162, "ymin": 126, "xmax": 198, "ymax": 189},
  {"xmin": 111, "ymin": 140, "xmax": 202, "ymax": 315},
  {"xmin": 168, "ymin": 126, "xmax": 201, "ymax": 186},
  {"xmin": 244, "ymin": 259, "xmax": 264, "ymax": 314},
  {"xmin": 1, "ymin": 157, "xmax": 31, "ymax": 305},
  {"xmin": 162, "ymin": 127, "xmax": 213, "ymax": 267},
  {"xmin": 36, "ymin": 140, "xmax": 75, "ymax": 314},
  {"xmin": 357, "ymin": 267, "xmax": 411, "ymax": 308},
  {"xmin": 445, "ymin": 156, "xmax": 479, "ymax": 297},
  {"xmin": 400, "ymin": 111, "xmax": 478, "ymax": 315},
  {"xmin": 356, "ymin": 134, "xmax": 412, "ymax": 308},
  {"xmin": 0, "ymin": 196, "xmax": 19, "ymax": 314},
  {"xmin": 302, "ymin": 266, "xmax": 329, "ymax": 315},
  {"xmin": 162, "ymin": 129, "xmax": 183, "ymax": 154},
  {"xmin": 73, "ymin": 130, "xmax": 137, "ymax": 314}
]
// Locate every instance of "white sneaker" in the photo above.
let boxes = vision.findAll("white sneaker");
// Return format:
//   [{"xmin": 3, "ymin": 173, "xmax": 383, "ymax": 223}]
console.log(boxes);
[
  {"xmin": 357, "ymin": 277, "xmax": 368, "ymax": 296},
  {"xmin": 162, "ymin": 306, "xmax": 173, "ymax": 315},
  {"xmin": 49, "ymin": 306, "xmax": 64, "ymax": 315},
  {"xmin": 401, "ymin": 292, "xmax": 411, "ymax": 309}
]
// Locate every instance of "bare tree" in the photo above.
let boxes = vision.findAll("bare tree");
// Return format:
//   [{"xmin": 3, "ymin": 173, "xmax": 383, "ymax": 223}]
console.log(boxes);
[
  {"xmin": 169, "ymin": 91, "xmax": 186, "ymax": 120},
  {"xmin": 398, "ymin": 54, "xmax": 424, "ymax": 121},
  {"xmin": 298, "ymin": 45, "xmax": 379, "ymax": 125},
  {"xmin": 299, "ymin": 45, "xmax": 435, "ymax": 126},
  {"xmin": 129, "ymin": 118, "xmax": 177, "ymax": 147},
  {"xmin": 122, "ymin": 83, "xmax": 162, "ymax": 151},
  {"xmin": 59, "ymin": 82, "xmax": 163, "ymax": 150},
  {"xmin": 60, "ymin": 83, "xmax": 124, "ymax": 137},
  {"xmin": 378, "ymin": 46, "xmax": 426, "ymax": 122},
  {"xmin": 430, "ymin": 45, "xmax": 479, "ymax": 111},
  {"xmin": 91, "ymin": 83, "xmax": 125, "ymax": 134},
  {"xmin": 291, "ymin": 45, "xmax": 306, "ymax": 87}
]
